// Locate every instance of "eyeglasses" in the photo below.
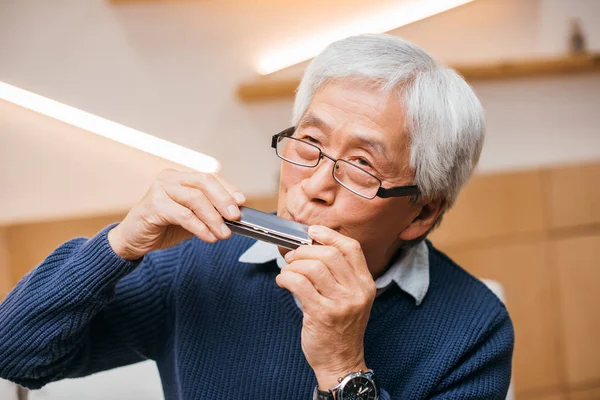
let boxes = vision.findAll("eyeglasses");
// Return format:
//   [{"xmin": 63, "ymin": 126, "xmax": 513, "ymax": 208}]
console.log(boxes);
[{"xmin": 271, "ymin": 127, "xmax": 420, "ymax": 200}]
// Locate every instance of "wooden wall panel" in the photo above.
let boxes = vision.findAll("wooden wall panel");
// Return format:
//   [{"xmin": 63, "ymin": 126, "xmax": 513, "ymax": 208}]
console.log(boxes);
[
  {"xmin": 541, "ymin": 395, "xmax": 567, "ymax": 400},
  {"xmin": 552, "ymin": 234, "xmax": 600, "ymax": 386},
  {"xmin": 430, "ymin": 170, "xmax": 547, "ymax": 247},
  {"xmin": 538, "ymin": 395, "xmax": 567, "ymax": 400},
  {"xmin": 543, "ymin": 395, "xmax": 567, "ymax": 400},
  {"xmin": 525, "ymin": 393, "xmax": 567, "ymax": 400},
  {"xmin": 592, "ymin": 166, "xmax": 600, "ymax": 225},
  {"xmin": 0, "ymin": 227, "xmax": 13, "ymax": 299},
  {"xmin": 447, "ymin": 242, "xmax": 563, "ymax": 394},
  {"xmin": 569, "ymin": 386, "xmax": 600, "ymax": 400},
  {"xmin": 4, "ymin": 192, "xmax": 278, "ymax": 284},
  {"xmin": 6, "ymin": 213, "xmax": 126, "ymax": 283},
  {"xmin": 544, "ymin": 164, "xmax": 600, "ymax": 229},
  {"xmin": 243, "ymin": 195, "xmax": 278, "ymax": 212}
]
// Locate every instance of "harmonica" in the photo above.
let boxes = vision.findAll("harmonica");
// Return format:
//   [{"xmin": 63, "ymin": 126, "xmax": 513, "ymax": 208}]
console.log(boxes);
[{"xmin": 225, "ymin": 207, "xmax": 312, "ymax": 249}]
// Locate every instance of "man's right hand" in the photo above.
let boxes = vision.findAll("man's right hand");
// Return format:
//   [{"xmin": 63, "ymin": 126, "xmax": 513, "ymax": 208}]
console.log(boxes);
[{"xmin": 108, "ymin": 169, "xmax": 246, "ymax": 260}]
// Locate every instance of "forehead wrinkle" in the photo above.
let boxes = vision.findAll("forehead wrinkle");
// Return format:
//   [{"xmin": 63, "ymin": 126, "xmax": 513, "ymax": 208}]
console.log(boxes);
[
  {"xmin": 298, "ymin": 112, "xmax": 331, "ymax": 132},
  {"xmin": 303, "ymin": 85, "xmax": 410, "ymax": 180},
  {"xmin": 301, "ymin": 108, "xmax": 402, "ymax": 176},
  {"xmin": 348, "ymin": 132, "xmax": 389, "ymax": 160}
]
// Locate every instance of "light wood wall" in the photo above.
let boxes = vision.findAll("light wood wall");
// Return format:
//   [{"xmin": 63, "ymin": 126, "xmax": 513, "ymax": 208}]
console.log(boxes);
[
  {"xmin": 0, "ymin": 227, "xmax": 13, "ymax": 299},
  {"xmin": 0, "ymin": 200, "xmax": 279, "ymax": 284},
  {"xmin": 429, "ymin": 161, "xmax": 600, "ymax": 400},
  {"xmin": 5, "ymin": 213, "xmax": 127, "ymax": 284},
  {"xmin": 1, "ymin": 161, "xmax": 599, "ymax": 400}
]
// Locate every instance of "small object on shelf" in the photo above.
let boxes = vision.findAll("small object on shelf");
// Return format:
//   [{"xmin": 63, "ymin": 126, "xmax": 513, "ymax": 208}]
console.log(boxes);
[{"xmin": 569, "ymin": 18, "xmax": 587, "ymax": 55}]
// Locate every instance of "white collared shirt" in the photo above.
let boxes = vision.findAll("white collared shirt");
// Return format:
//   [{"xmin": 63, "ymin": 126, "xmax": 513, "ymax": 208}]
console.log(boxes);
[{"xmin": 239, "ymin": 240, "xmax": 430, "ymax": 306}]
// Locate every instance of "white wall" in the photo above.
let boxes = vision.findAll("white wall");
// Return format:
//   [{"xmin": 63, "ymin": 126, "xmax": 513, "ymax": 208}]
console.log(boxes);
[
  {"xmin": 0, "ymin": 98, "xmax": 190, "ymax": 223},
  {"xmin": 28, "ymin": 360, "xmax": 164, "ymax": 400},
  {"xmin": 0, "ymin": 0, "xmax": 599, "ymax": 223},
  {"xmin": 389, "ymin": 0, "xmax": 600, "ymax": 172},
  {"xmin": 474, "ymin": 74, "xmax": 600, "ymax": 173}
]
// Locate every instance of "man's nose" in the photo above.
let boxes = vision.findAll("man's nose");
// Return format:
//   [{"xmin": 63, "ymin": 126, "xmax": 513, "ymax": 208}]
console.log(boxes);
[{"xmin": 300, "ymin": 159, "xmax": 338, "ymax": 204}]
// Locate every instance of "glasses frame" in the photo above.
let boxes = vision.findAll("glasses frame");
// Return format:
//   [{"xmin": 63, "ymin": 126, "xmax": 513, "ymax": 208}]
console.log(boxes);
[{"xmin": 271, "ymin": 127, "xmax": 420, "ymax": 200}]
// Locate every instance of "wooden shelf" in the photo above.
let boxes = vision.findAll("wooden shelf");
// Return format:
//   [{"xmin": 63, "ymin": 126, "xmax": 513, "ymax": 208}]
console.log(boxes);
[{"xmin": 237, "ymin": 53, "xmax": 600, "ymax": 102}]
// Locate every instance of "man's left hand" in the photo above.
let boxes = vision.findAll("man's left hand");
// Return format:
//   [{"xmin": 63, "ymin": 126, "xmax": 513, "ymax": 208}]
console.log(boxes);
[{"xmin": 275, "ymin": 225, "xmax": 377, "ymax": 391}]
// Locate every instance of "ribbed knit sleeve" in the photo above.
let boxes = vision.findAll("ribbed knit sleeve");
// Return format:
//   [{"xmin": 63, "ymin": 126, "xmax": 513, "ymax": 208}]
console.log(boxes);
[
  {"xmin": 428, "ymin": 306, "xmax": 514, "ymax": 399},
  {"xmin": 0, "ymin": 224, "xmax": 181, "ymax": 390}
]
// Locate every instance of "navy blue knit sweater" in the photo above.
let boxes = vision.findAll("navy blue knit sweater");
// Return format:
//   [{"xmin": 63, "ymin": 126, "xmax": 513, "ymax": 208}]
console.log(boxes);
[{"xmin": 0, "ymin": 224, "xmax": 513, "ymax": 399}]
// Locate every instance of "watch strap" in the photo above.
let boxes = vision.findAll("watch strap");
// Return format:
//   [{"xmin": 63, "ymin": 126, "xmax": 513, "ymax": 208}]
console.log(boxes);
[{"xmin": 313, "ymin": 386, "xmax": 334, "ymax": 400}]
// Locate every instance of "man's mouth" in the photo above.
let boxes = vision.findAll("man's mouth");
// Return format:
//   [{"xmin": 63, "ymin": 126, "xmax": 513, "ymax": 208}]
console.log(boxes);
[{"xmin": 286, "ymin": 210, "xmax": 340, "ymax": 232}]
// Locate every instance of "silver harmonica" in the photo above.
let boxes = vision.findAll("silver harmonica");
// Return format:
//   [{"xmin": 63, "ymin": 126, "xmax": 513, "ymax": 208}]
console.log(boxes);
[{"xmin": 225, "ymin": 206, "xmax": 312, "ymax": 249}]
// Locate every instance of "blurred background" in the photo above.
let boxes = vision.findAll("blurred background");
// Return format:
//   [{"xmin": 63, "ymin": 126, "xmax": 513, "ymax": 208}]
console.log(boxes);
[{"xmin": 0, "ymin": 0, "xmax": 599, "ymax": 399}]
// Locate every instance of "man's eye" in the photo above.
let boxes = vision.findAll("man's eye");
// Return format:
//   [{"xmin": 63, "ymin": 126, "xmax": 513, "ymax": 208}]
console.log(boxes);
[
  {"xmin": 303, "ymin": 136, "xmax": 320, "ymax": 144},
  {"xmin": 353, "ymin": 157, "xmax": 372, "ymax": 168}
]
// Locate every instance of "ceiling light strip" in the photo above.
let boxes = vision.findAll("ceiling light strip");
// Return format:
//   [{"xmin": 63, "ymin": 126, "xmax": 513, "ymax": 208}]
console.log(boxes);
[
  {"xmin": 0, "ymin": 81, "xmax": 220, "ymax": 173},
  {"xmin": 257, "ymin": 0, "xmax": 475, "ymax": 75}
]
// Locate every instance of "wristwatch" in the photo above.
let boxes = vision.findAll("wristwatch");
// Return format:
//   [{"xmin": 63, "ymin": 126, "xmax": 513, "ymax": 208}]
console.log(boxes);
[{"xmin": 313, "ymin": 369, "xmax": 378, "ymax": 400}]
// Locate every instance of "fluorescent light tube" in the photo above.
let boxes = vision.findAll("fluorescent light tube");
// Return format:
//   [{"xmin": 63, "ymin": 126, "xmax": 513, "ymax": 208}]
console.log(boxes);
[
  {"xmin": 0, "ymin": 81, "xmax": 220, "ymax": 173},
  {"xmin": 256, "ymin": 0, "xmax": 476, "ymax": 75}
]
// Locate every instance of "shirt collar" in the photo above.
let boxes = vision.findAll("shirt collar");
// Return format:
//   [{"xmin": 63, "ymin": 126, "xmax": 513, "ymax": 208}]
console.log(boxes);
[{"xmin": 239, "ymin": 240, "xmax": 430, "ymax": 306}]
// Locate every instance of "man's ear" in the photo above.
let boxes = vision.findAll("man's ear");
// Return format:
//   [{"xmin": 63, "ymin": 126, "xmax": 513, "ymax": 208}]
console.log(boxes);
[{"xmin": 399, "ymin": 198, "xmax": 447, "ymax": 242}]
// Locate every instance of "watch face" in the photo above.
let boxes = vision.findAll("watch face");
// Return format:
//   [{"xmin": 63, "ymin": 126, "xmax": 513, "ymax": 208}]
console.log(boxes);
[{"xmin": 338, "ymin": 376, "xmax": 377, "ymax": 400}]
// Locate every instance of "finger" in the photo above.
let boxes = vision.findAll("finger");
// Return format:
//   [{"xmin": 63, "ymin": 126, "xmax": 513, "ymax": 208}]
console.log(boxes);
[
  {"xmin": 179, "ymin": 173, "xmax": 242, "ymax": 221},
  {"xmin": 159, "ymin": 195, "xmax": 218, "ymax": 243},
  {"xmin": 163, "ymin": 184, "xmax": 232, "ymax": 239},
  {"xmin": 285, "ymin": 245, "xmax": 356, "ymax": 287},
  {"xmin": 275, "ymin": 269, "xmax": 325, "ymax": 311},
  {"xmin": 308, "ymin": 225, "xmax": 369, "ymax": 275},
  {"xmin": 213, "ymin": 174, "xmax": 246, "ymax": 205},
  {"xmin": 285, "ymin": 259, "xmax": 339, "ymax": 298}
]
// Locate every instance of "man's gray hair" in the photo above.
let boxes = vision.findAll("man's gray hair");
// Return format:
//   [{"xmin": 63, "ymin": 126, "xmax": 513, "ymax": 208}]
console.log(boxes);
[{"xmin": 292, "ymin": 34, "xmax": 485, "ymax": 209}]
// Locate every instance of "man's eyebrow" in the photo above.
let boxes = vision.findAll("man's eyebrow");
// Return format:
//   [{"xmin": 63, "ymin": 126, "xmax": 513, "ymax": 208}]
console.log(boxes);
[
  {"xmin": 298, "ymin": 113, "xmax": 332, "ymax": 132},
  {"xmin": 353, "ymin": 135, "xmax": 390, "ymax": 161},
  {"xmin": 299, "ymin": 112, "xmax": 392, "ymax": 163}
]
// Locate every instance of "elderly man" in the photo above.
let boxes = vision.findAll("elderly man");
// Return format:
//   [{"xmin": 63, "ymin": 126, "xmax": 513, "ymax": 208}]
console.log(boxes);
[{"xmin": 0, "ymin": 34, "xmax": 513, "ymax": 399}]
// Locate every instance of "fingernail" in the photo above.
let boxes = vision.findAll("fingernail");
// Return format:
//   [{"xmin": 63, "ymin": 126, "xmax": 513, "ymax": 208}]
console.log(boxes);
[
  {"xmin": 207, "ymin": 232, "xmax": 217, "ymax": 241},
  {"xmin": 228, "ymin": 204, "xmax": 240, "ymax": 219},
  {"xmin": 234, "ymin": 192, "xmax": 246, "ymax": 203},
  {"xmin": 221, "ymin": 223, "xmax": 231, "ymax": 237},
  {"xmin": 284, "ymin": 250, "xmax": 295, "ymax": 261}
]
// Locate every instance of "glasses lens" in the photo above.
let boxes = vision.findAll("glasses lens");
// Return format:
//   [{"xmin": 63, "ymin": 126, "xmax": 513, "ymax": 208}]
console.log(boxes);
[
  {"xmin": 276, "ymin": 136, "xmax": 320, "ymax": 167},
  {"xmin": 333, "ymin": 160, "xmax": 380, "ymax": 199}
]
